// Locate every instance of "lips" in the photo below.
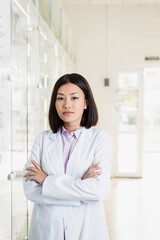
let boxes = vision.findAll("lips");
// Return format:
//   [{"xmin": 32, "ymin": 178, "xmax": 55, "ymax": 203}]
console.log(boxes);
[{"xmin": 63, "ymin": 112, "xmax": 74, "ymax": 116}]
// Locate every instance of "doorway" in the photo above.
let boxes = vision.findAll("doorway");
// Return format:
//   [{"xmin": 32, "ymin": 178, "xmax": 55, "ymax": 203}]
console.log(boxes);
[
  {"xmin": 113, "ymin": 65, "xmax": 160, "ymax": 179},
  {"xmin": 113, "ymin": 66, "xmax": 143, "ymax": 177},
  {"xmin": 143, "ymin": 68, "xmax": 160, "ymax": 180}
]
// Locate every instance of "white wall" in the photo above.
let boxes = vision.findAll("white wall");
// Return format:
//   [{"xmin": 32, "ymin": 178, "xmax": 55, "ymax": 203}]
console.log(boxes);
[
  {"xmin": 63, "ymin": 5, "xmax": 160, "ymax": 133},
  {"xmin": 108, "ymin": 5, "xmax": 160, "ymax": 63},
  {"xmin": 64, "ymin": 6, "xmax": 111, "ymax": 131}
]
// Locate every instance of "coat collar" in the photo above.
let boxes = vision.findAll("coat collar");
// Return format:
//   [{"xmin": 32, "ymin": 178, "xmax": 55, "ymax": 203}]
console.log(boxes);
[
  {"xmin": 48, "ymin": 129, "xmax": 60, "ymax": 141},
  {"xmin": 48, "ymin": 127, "xmax": 84, "ymax": 141}
]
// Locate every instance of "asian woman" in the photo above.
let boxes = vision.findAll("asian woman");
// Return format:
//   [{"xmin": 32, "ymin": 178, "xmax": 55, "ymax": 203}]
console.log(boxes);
[{"xmin": 23, "ymin": 73, "xmax": 112, "ymax": 240}]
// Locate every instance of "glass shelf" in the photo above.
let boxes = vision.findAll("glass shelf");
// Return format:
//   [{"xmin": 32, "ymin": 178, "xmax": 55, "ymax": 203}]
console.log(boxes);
[{"xmin": 0, "ymin": 0, "xmax": 76, "ymax": 239}]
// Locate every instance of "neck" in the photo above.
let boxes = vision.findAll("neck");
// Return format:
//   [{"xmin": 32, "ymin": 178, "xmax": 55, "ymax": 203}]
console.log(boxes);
[{"xmin": 63, "ymin": 123, "xmax": 81, "ymax": 133}]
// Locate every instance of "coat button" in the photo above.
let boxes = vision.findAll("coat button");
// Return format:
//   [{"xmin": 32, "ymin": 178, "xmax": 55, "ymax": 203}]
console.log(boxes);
[{"xmin": 65, "ymin": 225, "xmax": 72, "ymax": 231}]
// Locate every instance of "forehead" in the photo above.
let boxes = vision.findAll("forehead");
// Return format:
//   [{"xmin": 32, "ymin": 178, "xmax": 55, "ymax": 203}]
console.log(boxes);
[{"xmin": 57, "ymin": 83, "xmax": 83, "ymax": 94}]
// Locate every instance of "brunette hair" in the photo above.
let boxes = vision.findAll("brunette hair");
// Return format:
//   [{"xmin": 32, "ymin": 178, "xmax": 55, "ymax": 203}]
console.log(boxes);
[{"xmin": 48, "ymin": 73, "xmax": 98, "ymax": 133}]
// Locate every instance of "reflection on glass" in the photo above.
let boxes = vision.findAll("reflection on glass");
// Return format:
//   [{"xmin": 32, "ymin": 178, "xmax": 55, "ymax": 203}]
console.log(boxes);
[
  {"xmin": 118, "ymin": 133, "xmax": 137, "ymax": 173},
  {"xmin": 119, "ymin": 73, "xmax": 138, "ymax": 88},
  {"xmin": 53, "ymin": 0, "xmax": 61, "ymax": 41},
  {"xmin": 61, "ymin": 10, "xmax": 68, "ymax": 52},
  {"xmin": 117, "ymin": 89, "xmax": 138, "ymax": 111},
  {"xmin": 0, "ymin": 0, "xmax": 12, "ymax": 238},
  {"xmin": 119, "ymin": 112, "xmax": 137, "ymax": 132},
  {"xmin": 38, "ymin": 18, "xmax": 56, "ymax": 130},
  {"xmin": 39, "ymin": 0, "xmax": 51, "ymax": 28},
  {"xmin": 0, "ymin": 69, "xmax": 12, "ymax": 240},
  {"xmin": 11, "ymin": 0, "xmax": 28, "ymax": 239}
]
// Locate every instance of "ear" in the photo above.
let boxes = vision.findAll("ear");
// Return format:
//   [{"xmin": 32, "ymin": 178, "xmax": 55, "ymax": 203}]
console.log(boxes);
[{"xmin": 84, "ymin": 100, "xmax": 88, "ymax": 109}]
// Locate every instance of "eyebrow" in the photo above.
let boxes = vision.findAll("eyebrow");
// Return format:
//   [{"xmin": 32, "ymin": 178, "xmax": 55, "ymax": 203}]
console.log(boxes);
[{"xmin": 57, "ymin": 92, "xmax": 79, "ymax": 96}]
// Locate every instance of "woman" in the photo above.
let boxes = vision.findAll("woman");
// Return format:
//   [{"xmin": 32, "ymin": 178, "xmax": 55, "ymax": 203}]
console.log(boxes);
[{"xmin": 23, "ymin": 73, "xmax": 112, "ymax": 240}]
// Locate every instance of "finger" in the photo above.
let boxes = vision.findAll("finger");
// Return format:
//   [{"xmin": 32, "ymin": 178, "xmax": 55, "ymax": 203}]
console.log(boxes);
[
  {"xmin": 31, "ymin": 160, "xmax": 41, "ymax": 170},
  {"xmin": 91, "ymin": 171, "xmax": 101, "ymax": 176},
  {"xmin": 88, "ymin": 166, "xmax": 101, "ymax": 174},
  {"xmin": 92, "ymin": 163, "xmax": 100, "ymax": 166},
  {"xmin": 90, "ymin": 174, "xmax": 101, "ymax": 179},
  {"xmin": 93, "ymin": 166, "xmax": 101, "ymax": 170},
  {"xmin": 24, "ymin": 172, "xmax": 36, "ymax": 178},
  {"xmin": 90, "ymin": 165, "xmax": 101, "ymax": 170},
  {"xmin": 89, "ymin": 172, "xmax": 101, "ymax": 178},
  {"xmin": 88, "ymin": 163, "xmax": 99, "ymax": 169},
  {"xmin": 26, "ymin": 167, "xmax": 37, "ymax": 172},
  {"xmin": 25, "ymin": 176, "xmax": 35, "ymax": 182},
  {"xmin": 88, "ymin": 174, "xmax": 97, "ymax": 179},
  {"xmin": 90, "ymin": 175, "xmax": 97, "ymax": 178}
]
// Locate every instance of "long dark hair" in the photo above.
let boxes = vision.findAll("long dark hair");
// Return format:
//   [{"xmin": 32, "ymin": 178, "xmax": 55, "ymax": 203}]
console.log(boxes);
[{"xmin": 48, "ymin": 73, "xmax": 98, "ymax": 133}]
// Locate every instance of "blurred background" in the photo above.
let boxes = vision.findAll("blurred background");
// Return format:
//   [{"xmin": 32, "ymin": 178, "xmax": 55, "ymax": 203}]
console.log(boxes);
[{"xmin": 0, "ymin": 0, "xmax": 160, "ymax": 239}]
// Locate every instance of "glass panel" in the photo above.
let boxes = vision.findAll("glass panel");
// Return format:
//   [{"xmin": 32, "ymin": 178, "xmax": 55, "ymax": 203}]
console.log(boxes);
[
  {"xmin": 11, "ymin": 0, "xmax": 28, "ymax": 239},
  {"xmin": 119, "ymin": 112, "xmax": 137, "ymax": 132},
  {"xmin": 24, "ymin": 1, "xmax": 40, "ymax": 233},
  {"xmin": 54, "ymin": 42, "xmax": 62, "ymax": 79},
  {"xmin": 68, "ymin": 27, "xmax": 76, "ymax": 62},
  {"xmin": 38, "ymin": 17, "xmax": 56, "ymax": 131},
  {"xmin": 119, "ymin": 73, "xmax": 138, "ymax": 88},
  {"xmin": 39, "ymin": 0, "xmax": 51, "ymax": 29},
  {"xmin": 0, "ymin": 0, "xmax": 76, "ymax": 239},
  {"xmin": 0, "ymin": 1, "xmax": 11, "ymax": 239},
  {"xmin": 0, "ymin": 71, "xmax": 12, "ymax": 240},
  {"xmin": 117, "ymin": 89, "xmax": 138, "ymax": 111},
  {"xmin": 118, "ymin": 133, "xmax": 137, "ymax": 173},
  {"xmin": 61, "ymin": 10, "xmax": 68, "ymax": 52},
  {"xmin": 31, "ymin": 0, "xmax": 35, "ymax": 5},
  {"xmin": 28, "ymin": 2, "xmax": 41, "ymax": 148},
  {"xmin": 52, "ymin": 0, "xmax": 61, "ymax": 41},
  {"xmin": 144, "ymin": 68, "xmax": 160, "ymax": 152}
]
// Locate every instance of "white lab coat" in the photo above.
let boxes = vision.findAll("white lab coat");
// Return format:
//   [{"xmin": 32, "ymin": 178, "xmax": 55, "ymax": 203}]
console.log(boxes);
[{"xmin": 23, "ymin": 126, "xmax": 112, "ymax": 240}]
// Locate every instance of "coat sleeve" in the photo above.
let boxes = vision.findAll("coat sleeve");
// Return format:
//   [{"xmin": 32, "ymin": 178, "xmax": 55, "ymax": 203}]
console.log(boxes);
[
  {"xmin": 23, "ymin": 133, "xmax": 81, "ymax": 206},
  {"xmin": 42, "ymin": 131, "xmax": 112, "ymax": 202}
]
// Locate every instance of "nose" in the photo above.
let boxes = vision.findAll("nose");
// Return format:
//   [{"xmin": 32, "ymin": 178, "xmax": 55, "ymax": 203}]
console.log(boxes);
[{"xmin": 64, "ymin": 99, "xmax": 71, "ymax": 109}]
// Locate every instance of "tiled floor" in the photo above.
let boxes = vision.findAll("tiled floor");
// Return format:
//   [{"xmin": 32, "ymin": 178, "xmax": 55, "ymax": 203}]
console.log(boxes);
[{"xmin": 104, "ymin": 177, "xmax": 160, "ymax": 240}]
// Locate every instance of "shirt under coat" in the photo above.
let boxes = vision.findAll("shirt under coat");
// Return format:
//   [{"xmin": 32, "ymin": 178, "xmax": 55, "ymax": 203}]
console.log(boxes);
[{"xmin": 61, "ymin": 125, "xmax": 83, "ymax": 173}]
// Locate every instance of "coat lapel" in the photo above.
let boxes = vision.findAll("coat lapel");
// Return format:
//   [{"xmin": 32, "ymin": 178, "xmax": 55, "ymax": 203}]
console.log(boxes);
[{"xmin": 46, "ymin": 129, "xmax": 64, "ymax": 174}]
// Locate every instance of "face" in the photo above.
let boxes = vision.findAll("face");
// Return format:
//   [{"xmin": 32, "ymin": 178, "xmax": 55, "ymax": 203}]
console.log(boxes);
[{"xmin": 55, "ymin": 83, "xmax": 87, "ymax": 130}]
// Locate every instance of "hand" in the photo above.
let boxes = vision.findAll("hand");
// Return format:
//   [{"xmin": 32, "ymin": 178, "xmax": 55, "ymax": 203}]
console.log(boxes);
[
  {"xmin": 24, "ymin": 160, "xmax": 48, "ymax": 185},
  {"xmin": 82, "ymin": 163, "xmax": 101, "ymax": 180}
]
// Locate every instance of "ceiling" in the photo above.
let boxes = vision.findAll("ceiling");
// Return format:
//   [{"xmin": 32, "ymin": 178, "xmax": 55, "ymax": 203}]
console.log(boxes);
[{"xmin": 61, "ymin": 0, "xmax": 160, "ymax": 6}]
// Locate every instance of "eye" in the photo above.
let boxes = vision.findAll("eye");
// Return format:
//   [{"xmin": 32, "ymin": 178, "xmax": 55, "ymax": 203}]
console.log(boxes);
[
  {"xmin": 57, "ymin": 97, "xmax": 64, "ymax": 101},
  {"xmin": 72, "ymin": 97, "xmax": 78, "ymax": 100}
]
